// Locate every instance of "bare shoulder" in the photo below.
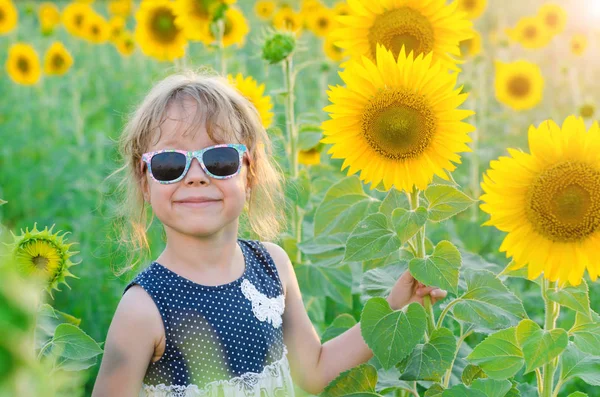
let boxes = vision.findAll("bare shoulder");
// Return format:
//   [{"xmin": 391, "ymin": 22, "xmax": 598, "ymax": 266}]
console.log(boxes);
[
  {"xmin": 260, "ymin": 241, "xmax": 293, "ymax": 297},
  {"xmin": 117, "ymin": 284, "xmax": 164, "ymax": 343}
]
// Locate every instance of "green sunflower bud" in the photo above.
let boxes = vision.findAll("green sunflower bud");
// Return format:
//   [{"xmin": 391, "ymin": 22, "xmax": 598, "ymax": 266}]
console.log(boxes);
[{"xmin": 261, "ymin": 30, "xmax": 296, "ymax": 64}]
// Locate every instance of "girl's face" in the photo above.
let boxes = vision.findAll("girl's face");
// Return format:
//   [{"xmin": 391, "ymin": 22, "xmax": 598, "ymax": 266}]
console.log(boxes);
[{"xmin": 141, "ymin": 100, "xmax": 251, "ymax": 239}]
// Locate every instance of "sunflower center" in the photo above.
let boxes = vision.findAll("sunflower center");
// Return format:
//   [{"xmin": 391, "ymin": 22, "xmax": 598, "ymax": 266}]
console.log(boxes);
[
  {"xmin": 545, "ymin": 13, "xmax": 558, "ymax": 27},
  {"xmin": 52, "ymin": 54, "xmax": 65, "ymax": 69},
  {"xmin": 223, "ymin": 16, "xmax": 232, "ymax": 36},
  {"xmin": 318, "ymin": 17, "xmax": 329, "ymax": 29},
  {"xmin": 74, "ymin": 13, "xmax": 84, "ymax": 28},
  {"xmin": 192, "ymin": 0, "xmax": 211, "ymax": 17},
  {"xmin": 91, "ymin": 24, "xmax": 100, "ymax": 37},
  {"xmin": 32, "ymin": 255, "xmax": 50, "ymax": 271},
  {"xmin": 368, "ymin": 7, "xmax": 434, "ymax": 60},
  {"xmin": 527, "ymin": 161, "xmax": 600, "ymax": 242},
  {"xmin": 0, "ymin": 9, "xmax": 5, "ymax": 22},
  {"xmin": 150, "ymin": 8, "xmax": 179, "ymax": 43},
  {"xmin": 523, "ymin": 25, "xmax": 538, "ymax": 40},
  {"xmin": 507, "ymin": 75, "xmax": 531, "ymax": 98},
  {"xmin": 361, "ymin": 89, "xmax": 436, "ymax": 160},
  {"xmin": 17, "ymin": 57, "xmax": 29, "ymax": 74},
  {"xmin": 580, "ymin": 104, "xmax": 595, "ymax": 118},
  {"xmin": 461, "ymin": 0, "xmax": 477, "ymax": 11}
]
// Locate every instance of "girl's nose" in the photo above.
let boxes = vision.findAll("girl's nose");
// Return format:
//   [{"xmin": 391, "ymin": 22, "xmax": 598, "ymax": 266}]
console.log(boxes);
[{"xmin": 184, "ymin": 157, "xmax": 210, "ymax": 185}]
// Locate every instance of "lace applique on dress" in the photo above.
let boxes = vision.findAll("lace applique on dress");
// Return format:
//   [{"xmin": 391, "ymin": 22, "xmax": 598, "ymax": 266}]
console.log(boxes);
[{"xmin": 240, "ymin": 278, "xmax": 285, "ymax": 328}]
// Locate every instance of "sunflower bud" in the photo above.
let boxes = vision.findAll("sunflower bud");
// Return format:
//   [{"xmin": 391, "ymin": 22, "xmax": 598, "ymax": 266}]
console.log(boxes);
[{"xmin": 261, "ymin": 30, "xmax": 296, "ymax": 64}]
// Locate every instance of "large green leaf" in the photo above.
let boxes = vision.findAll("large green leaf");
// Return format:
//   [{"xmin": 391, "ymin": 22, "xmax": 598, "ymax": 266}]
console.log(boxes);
[
  {"xmin": 452, "ymin": 270, "xmax": 527, "ymax": 333},
  {"xmin": 441, "ymin": 385, "xmax": 486, "ymax": 397},
  {"xmin": 361, "ymin": 299, "xmax": 427, "ymax": 369},
  {"xmin": 35, "ymin": 304, "xmax": 81, "ymax": 351},
  {"xmin": 398, "ymin": 327, "xmax": 456, "ymax": 381},
  {"xmin": 379, "ymin": 189, "xmax": 410, "ymax": 218},
  {"xmin": 424, "ymin": 384, "xmax": 444, "ymax": 397},
  {"xmin": 314, "ymin": 176, "xmax": 378, "ymax": 236},
  {"xmin": 295, "ymin": 262, "xmax": 353, "ymax": 308},
  {"xmin": 560, "ymin": 342, "xmax": 600, "ymax": 386},
  {"xmin": 321, "ymin": 363, "xmax": 382, "ymax": 397},
  {"xmin": 547, "ymin": 280, "xmax": 591, "ymax": 318},
  {"xmin": 466, "ymin": 327, "xmax": 524, "ymax": 379},
  {"xmin": 345, "ymin": 213, "xmax": 401, "ymax": 262},
  {"xmin": 424, "ymin": 185, "xmax": 475, "ymax": 222},
  {"xmin": 375, "ymin": 367, "xmax": 414, "ymax": 395},
  {"xmin": 571, "ymin": 322, "xmax": 600, "ymax": 356},
  {"xmin": 461, "ymin": 364, "xmax": 487, "ymax": 386},
  {"xmin": 46, "ymin": 323, "xmax": 103, "ymax": 371},
  {"xmin": 391, "ymin": 207, "xmax": 428, "ymax": 244},
  {"xmin": 516, "ymin": 319, "xmax": 568, "ymax": 374},
  {"xmin": 409, "ymin": 240, "xmax": 461, "ymax": 295},
  {"xmin": 470, "ymin": 379, "xmax": 513, "ymax": 397},
  {"xmin": 285, "ymin": 168, "xmax": 311, "ymax": 208},
  {"xmin": 361, "ymin": 262, "xmax": 407, "ymax": 299}
]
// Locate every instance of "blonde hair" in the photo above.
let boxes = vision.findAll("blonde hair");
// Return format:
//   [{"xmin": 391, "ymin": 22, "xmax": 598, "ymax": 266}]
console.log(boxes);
[{"xmin": 106, "ymin": 68, "xmax": 286, "ymax": 275}]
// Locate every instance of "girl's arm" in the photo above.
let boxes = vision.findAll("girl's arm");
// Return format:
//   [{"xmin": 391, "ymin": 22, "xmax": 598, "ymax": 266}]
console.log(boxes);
[
  {"xmin": 263, "ymin": 242, "xmax": 445, "ymax": 396},
  {"xmin": 92, "ymin": 285, "xmax": 163, "ymax": 397}
]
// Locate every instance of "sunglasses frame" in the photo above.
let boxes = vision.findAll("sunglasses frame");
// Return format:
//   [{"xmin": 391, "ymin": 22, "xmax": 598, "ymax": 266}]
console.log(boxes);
[{"xmin": 141, "ymin": 143, "xmax": 249, "ymax": 184}]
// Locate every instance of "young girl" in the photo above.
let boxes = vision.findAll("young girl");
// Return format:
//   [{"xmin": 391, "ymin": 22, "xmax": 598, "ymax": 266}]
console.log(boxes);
[{"xmin": 92, "ymin": 70, "xmax": 447, "ymax": 397}]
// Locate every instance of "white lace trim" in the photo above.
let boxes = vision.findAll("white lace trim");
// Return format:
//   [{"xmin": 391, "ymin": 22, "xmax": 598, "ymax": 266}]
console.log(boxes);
[
  {"xmin": 139, "ymin": 346, "xmax": 294, "ymax": 397},
  {"xmin": 240, "ymin": 278, "xmax": 285, "ymax": 328}
]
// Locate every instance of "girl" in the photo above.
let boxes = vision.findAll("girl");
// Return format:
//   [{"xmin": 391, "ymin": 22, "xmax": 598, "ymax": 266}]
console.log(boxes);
[{"xmin": 92, "ymin": 70, "xmax": 447, "ymax": 397}]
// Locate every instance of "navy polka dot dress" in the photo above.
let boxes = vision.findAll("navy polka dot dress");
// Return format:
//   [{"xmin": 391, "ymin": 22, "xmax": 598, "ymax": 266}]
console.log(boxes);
[{"xmin": 124, "ymin": 239, "xmax": 295, "ymax": 397}]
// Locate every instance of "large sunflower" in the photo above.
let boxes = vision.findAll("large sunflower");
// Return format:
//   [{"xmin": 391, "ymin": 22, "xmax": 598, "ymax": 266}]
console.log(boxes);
[
  {"xmin": 62, "ymin": 2, "xmax": 93, "ymax": 38},
  {"xmin": 44, "ymin": 41, "xmax": 73, "ymax": 75},
  {"xmin": 332, "ymin": 0, "xmax": 473, "ymax": 70},
  {"xmin": 480, "ymin": 116, "xmax": 600, "ymax": 286},
  {"xmin": 456, "ymin": 0, "xmax": 487, "ymax": 20},
  {"xmin": 507, "ymin": 16, "xmax": 552, "ymax": 49},
  {"xmin": 0, "ymin": 0, "xmax": 18, "ymax": 35},
  {"xmin": 538, "ymin": 3, "xmax": 566, "ymax": 35},
  {"xmin": 135, "ymin": 0, "xmax": 188, "ymax": 61},
  {"xmin": 227, "ymin": 73, "xmax": 274, "ymax": 129},
  {"xmin": 495, "ymin": 60, "xmax": 544, "ymax": 111},
  {"xmin": 321, "ymin": 44, "xmax": 474, "ymax": 192},
  {"xmin": 6, "ymin": 43, "xmax": 41, "ymax": 86}
]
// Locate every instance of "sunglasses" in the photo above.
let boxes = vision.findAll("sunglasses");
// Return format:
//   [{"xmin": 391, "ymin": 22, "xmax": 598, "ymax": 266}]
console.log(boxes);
[{"xmin": 141, "ymin": 143, "xmax": 249, "ymax": 184}]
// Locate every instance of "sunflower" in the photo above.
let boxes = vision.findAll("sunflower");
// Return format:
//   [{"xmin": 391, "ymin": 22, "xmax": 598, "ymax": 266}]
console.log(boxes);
[
  {"xmin": 227, "ymin": 73, "xmax": 274, "ymax": 129},
  {"xmin": 456, "ymin": 0, "xmax": 487, "ymax": 20},
  {"xmin": 332, "ymin": 0, "xmax": 473, "ymax": 71},
  {"xmin": 62, "ymin": 2, "xmax": 93, "ymax": 38},
  {"xmin": 481, "ymin": 116, "xmax": 600, "ymax": 286},
  {"xmin": 507, "ymin": 16, "xmax": 552, "ymax": 49},
  {"xmin": 299, "ymin": 148, "xmax": 321, "ymax": 165},
  {"xmin": 115, "ymin": 30, "xmax": 136, "ymax": 56},
  {"xmin": 571, "ymin": 34, "xmax": 588, "ymax": 56},
  {"xmin": 10, "ymin": 224, "xmax": 80, "ymax": 295},
  {"xmin": 333, "ymin": 2, "xmax": 350, "ymax": 17},
  {"xmin": 494, "ymin": 60, "xmax": 544, "ymax": 111},
  {"xmin": 0, "ymin": 0, "xmax": 18, "ymax": 34},
  {"xmin": 323, "ymin": 35, "xmax": 344, "ymax": 62},
  {"xmin": 538, "ymin": 3, "xmax": 566, "ymax": 35},
  {"xmin": 108, "ymin": 15, "xmax": 126, "ymax": 42},
  {"xmin": 108, "ymin": 0, "xmax": 133, "ymax": 17},
  {"xmin": 84, "ymin": 12, "xmax": 110, "ymax": 44},
  {"xmin": 301, "ymin": 0, "xmax": 323, "ymax": 14},
  {"xmin": 6, "ymin": 43, "xmax": 41, "ymax": 86},
  {"xmin": 273, "ymin": 7, "xmax": 303, "ymax": 34},
  {"xmin": 307, "ymin": 6, "xmax": 334, "ymax": 37},
  {"xmin": 459, "ymin": 29, "xmax": 482, "ymax": 58},
  {"xmin": 38, "ymin": 2, "xmax": 61, "ymax": 35},
  {"xmin": 206, "ymin": 7, "xmax": 249, "ymax": 48},
  {"xmin": 254, "ymin": 0, "xmax": 275, "ymax": 21},
  {"xmin": 135, "ymin": 0, "xmax": 188, "ymax": 61},
  {"xmin": 174, "ymin": 0, "xmax": 236, "ymax": 43},
  {"xmin": 321, "ymin": 44, "xmax": 474, "ymax": 192},
  {"xmin": 580, "ymin": 103, "xmax": 595, "ymax": 119},
  {"xmin": 44, "ymin": 41, "xmax": 73, "ymax": 75}
]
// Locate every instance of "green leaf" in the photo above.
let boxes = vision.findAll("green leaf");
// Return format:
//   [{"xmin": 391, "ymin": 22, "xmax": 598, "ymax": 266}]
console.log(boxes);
[
  {"xmin": 567, "ymin": 392, "xmax": 588, "ymax": 397},
  {"xmin": 571, "ymin": 322, "xmax": 600, "ymax": 356},
  {"xmin": 398, "ymin": 327, "xmax": 456, "ymax": 381},
  {"xmin": 298, "ymin": 124, "xmax": 323, "ymax": 150},
  {"xmin": 344, "ymin": 214, "xmax": 401, "ymax": 262},
  {"xmin": 314, "ymin": 176, "xmax": 378, "ymax": 236},
  {"xmin": 361, "ymin": 262, "xmax": 407, "ymax": 299},
  {"xmin": 516, "ymin": 319, "xmax": 568, "ymax": 374},
  {"xmin": 295, "ymin": 263, "xmax": 353, "ymax": 308},
  {"xmin": 466, "ymin": 327, "xmax": 524, "ymax": 380},
  {"xmin": 452, "ymin": 270, "xmax": 527, "ymax": 333},
  {"xmin": 47, "ymin": 324, "xmax": 103, "ymax": 370},
  {"xmin": 560, "ymin": 342, "xmax": 600, "ymax": 386},
  {"xmin": 547, "ymin": 279, "xmax": 591, "ymax": 318},
  {"xmin": 375, "ymin": 367, "xmax": 413, "ymax": 395},
  {"xmin": 379, "ymin": 189, "xmax": 409, "ymax": 218},
  {"xmin": 424, "ymin": 384, "xmax": 445, "ymax": 397},
  {"xmin": 0, "ymin": 198, "xmax": 6, "ymax": 206},
  {"xmin": 391, "ymin": 207, "xmax": 428, "ymax": 244},
  {"xmin": 35, "ymin": 304, "xmax": 81, "ymax": 351},
  {"xmin": 285, "ymin": 169, "xmax": 311, "ymax": 208},
  {"xmin": 361, "ymin": 299, "xmax": 427, "ymax": 369},
  {"xmin": 321, "ymin": 314, "xmax": 357, "ymax": 343},
  {"xmin": 442, "ymin": 385, "xmax": 486, "ymax": 397},
  {"xmin": 461, "ymin": 364, "xmax": 487, "ymax": 386},
  {"xmin": 409, "ymin": 240, "xmax": 461, "ymax": 295},
  {"xmin": 471, "ymin": 379, "xmax": 513, "ymax": 397},
  {"xmin": 321, "ymin": 363, "xmax": 382, "ymax": 397},
  {"xmin": 425, "ymin": 185, "xmax": 475, "ymax": 222}
]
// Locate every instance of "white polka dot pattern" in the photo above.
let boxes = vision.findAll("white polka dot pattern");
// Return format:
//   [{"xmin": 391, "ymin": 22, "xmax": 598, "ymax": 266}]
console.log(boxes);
[{"xmin": 123, "ymin": 239, "xmax": 294, "ymax": 397}]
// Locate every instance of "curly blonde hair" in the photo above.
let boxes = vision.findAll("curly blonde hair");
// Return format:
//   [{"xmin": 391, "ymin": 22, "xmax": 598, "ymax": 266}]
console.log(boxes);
[{"xmin": 106, "ymin": 68, "xmax": 286, "ymax": 275}]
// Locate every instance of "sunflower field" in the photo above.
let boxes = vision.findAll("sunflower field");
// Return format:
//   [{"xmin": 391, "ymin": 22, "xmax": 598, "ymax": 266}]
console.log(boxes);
[{"xmin": 1, "ymin": 0, "xmax": 600, "ymax": 396}]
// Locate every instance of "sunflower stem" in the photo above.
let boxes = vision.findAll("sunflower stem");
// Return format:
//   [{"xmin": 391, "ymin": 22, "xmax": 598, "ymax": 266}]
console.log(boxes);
[
  {"xmin": 283, "ymin": 56, "xmax": 302, "ymax": 264},
  {"xmin": 408, "ymin": 187, "xmax": 436, "ymax": 337},
  {"xmin": 540, "ymin": 278, "xmax": 560, "ymax": 397},
  {"xmin": 469, "ymin": 61, "xmax": 484, "ymax": 222},
  {"xmin": 216, "ymin": 18, "xmax": 227, "ymax": 75}
]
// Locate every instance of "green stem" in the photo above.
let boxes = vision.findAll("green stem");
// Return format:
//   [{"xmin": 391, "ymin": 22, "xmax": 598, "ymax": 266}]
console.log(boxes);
[
  {"xmin": 216, "ymin": 19, "xmax": 226, "ymax": 75},
  {"xmin": 283, "ymin": 57, "xmax": 301, "ymax": 264},
  {"xmin": 436, "ymin": 299, "xmax": 460, "ymax": 329},
  {"xmin": 541, "ymin": 278, "xmax": 560, "ymax": 397},
  {"xmin": 443, "ymin": 329, "xmax": 474, "ymax": 388}
]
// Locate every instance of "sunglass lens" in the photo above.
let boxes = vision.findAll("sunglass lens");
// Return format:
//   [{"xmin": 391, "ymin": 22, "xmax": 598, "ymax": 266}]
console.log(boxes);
[
  {"xmin": 203, "ymin": 147, "xmax": 240, "ymax": 177},
  {"xmin": 150, "ymin": 152, "xmax": 187, "ymax": 182}
]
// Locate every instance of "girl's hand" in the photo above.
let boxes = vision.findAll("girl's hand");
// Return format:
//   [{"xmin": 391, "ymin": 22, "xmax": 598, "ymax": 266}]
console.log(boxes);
[{"xmin": 386, "ymin": 270, "xmax": 447, "ymax": 311}]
